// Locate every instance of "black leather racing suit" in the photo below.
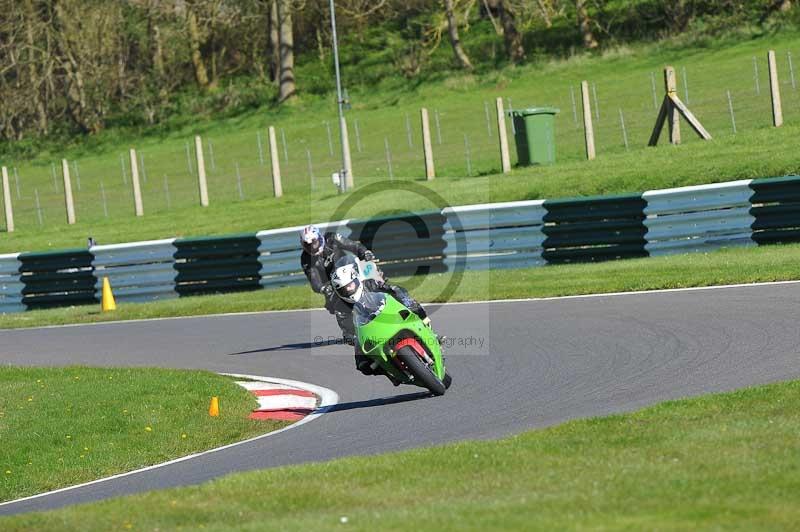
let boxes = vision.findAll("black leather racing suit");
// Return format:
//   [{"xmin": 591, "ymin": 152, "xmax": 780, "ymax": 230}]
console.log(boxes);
[
  {"xmin": 301, "ymin": 232, "xmax": 372, "ymax": 330},
  {"xmin": 300, "ymin": 232, "xmax": 427, "ymax": 373}
]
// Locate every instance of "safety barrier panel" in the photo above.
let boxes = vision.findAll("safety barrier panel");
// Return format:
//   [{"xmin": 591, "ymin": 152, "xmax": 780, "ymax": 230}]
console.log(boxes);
[
  {"xmin": 18, "ymin": 249, "xmax": 97, "ymax": 310},
  {"xmin": 3, "ymin": 174, "xmax": 800, "ymax": 314},
  {"xmin": 348, "ymin": 211, "xmax": 448, "ymax": 277},
  {"xmin": 442, "ymin": 200, "xmax": 547, "ymax": 271},
  {"xmin": 91, "ymin": 239, "xmax": 178, "ymax": 303},
  {"xmin": 643, "ymin": 180, "xmax": 756, "ymax": 256},
  {"xmin": 174, "ymin": 235, "xmax": 262, "ymax": 296},
  {"xmin": 749, "ymin": 176, "xmax": 800, "ymax": 245},
  {"xmin": 257, "ymin": 226, "xmax": 310, "ymax": 288},
  {"xmin": 0, "ymin": 253, "xmax": 24, "ymax": 313},
  {"xmin": 542, "ymin": 194, "xmax": 648, "ymax": 263}
]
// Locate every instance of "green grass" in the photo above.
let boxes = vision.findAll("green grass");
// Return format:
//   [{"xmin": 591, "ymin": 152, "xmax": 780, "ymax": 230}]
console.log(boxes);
[
  {"xmin": 3, "ymin": 243, "xmax": 800, "ymax": 330},
  {"xmin": 2, "ymin": 31, "xmax": 800, "ymax": 253},
  {"xmin": 0, "ymin": 367, "xmax": 286, "ymax": 502},
  {"xmin": 3, "ymin": 376, "xmax": 799, "ymax": 530}
]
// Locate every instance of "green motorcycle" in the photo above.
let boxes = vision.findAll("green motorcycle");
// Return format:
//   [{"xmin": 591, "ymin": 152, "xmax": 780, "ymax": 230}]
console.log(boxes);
[{"xmin": 353, "ymin": 287, "xmax": 452, "ymax": 396}]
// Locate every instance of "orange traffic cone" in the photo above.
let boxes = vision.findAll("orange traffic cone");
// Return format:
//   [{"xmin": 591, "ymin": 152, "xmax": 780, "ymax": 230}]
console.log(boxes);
[
  {"xmin": 101, "ymin": 277, "xmax": 117, "ymax": 312},
  {"xmin": 209, "ymin": 396, "xmax": 220, "ymax": 417}
]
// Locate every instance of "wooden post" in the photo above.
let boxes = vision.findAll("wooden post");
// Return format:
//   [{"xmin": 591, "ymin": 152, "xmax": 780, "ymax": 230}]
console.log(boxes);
[
  {"xmin": 496, "ymin": 97, "xmax": 511, "ymax": 173},
  {"xmin": 768, "ymin": 50, "xmax": 783, "ymax": 127},
  {"xmin": 61, "ymin": 159, "xmax": 76, "ymax": 225},
  {"xmin": 580, "ymin": 81, "xmax": 596, "ymax": 160},
  {"xmin": 340, "ymin": 117, "xmax": 354, "ymax": 190},
  {"xmin": 1, "ymin": 166, "xmax": 14, "ymax": 232},
  {"xmin": 420, "ymin": 108, "xmax": 435, "ymax": 180},
  {"xmin": 268, "ymin": 126, "xmax": 283, "ymax": 198},
  {"xmin": 664, "ymin": 66, "xmax": 681, "ymax": 144},
  {"xmin": 649, "ymin": 66, "xmax": 711, "ymax": 146},
  {"xmin": 129, "ymin": 148, "xmax": 144, "ymax": 216},
  {"xmin": 195, "ymin": 135, "xmax": 209, "ymax": 206}
]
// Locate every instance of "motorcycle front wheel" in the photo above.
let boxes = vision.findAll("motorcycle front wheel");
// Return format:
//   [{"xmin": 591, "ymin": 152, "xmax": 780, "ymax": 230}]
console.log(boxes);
[{"xmin": 396, "ymin": 346, "xmax": 446, "ymax": 396}]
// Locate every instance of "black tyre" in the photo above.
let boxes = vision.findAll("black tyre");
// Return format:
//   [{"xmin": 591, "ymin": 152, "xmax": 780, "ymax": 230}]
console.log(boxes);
[
  {"xmin": 396, "ymin": 346, "xmax": 446, "ymax": 396},
  {"xmin": 443, "ymin": 372, "xmax": 452, "ymax": 390}
]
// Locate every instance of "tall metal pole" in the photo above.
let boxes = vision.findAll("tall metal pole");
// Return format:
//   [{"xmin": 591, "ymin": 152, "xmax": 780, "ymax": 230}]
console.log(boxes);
[{"xmin": 329, "ymin": 0, "xmax": 352, "ymax": 191}]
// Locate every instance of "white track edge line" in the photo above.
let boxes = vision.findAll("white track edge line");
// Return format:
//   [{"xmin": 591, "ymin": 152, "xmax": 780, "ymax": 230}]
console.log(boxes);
[
  {"xmin": 436, "ymin": 279, "xmax": 800, "ymax": 305},
  {"xmin": 2, "ymin": 305, "xmax": 325, "ymax": 331},
  {"xmin": 7, "ymin": 278, "xmax": 800, "ymax": 332},
  {"xmin": 0, "ymin": 373, "xmax": 338, "ymax": 510}
]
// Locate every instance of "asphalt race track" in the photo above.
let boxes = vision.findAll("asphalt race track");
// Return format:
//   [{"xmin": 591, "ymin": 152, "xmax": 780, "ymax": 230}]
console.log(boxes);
[{"xmin": 2, "ymin": 283, "xmax": 800, "ymax": 515}]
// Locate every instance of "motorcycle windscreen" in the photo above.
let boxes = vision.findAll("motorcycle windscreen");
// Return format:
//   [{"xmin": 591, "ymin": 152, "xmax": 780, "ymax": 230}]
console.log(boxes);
[{"xmin": 353, "ymin": 291, "xmax": 387, "ymax": 327}]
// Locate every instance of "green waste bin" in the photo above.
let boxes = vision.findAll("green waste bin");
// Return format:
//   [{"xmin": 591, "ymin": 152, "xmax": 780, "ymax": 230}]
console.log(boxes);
[{"xmin": 508, "ymin": 107, "xmax": 560, "ymax": 166}]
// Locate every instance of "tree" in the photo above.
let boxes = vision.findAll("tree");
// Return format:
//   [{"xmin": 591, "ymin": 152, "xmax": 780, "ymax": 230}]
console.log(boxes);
[
  {"xmin": 1, "ymin": 0, "xmax": 791, "ymax": 144},
  {"xmin": 576, "ymin": 0, "xmax": 598, "ymax": 50},
  {"xmin": 444, "ymin": 0, "xmax": 474, "ymax": 70},
  {"xmin": 269, "ymin": 0, "xmax": 280, "ymax": 82},
  {"xmin": 186, "ymin": 2, "xmax": 210, "ymax": 89},
  {"xmin": 760, "ymin": 0, "xmax": 794, "ymax": 23},
  {"xmin": 183, "ymin": 0, "xmax": 249, "ymax": 91},
  {"xmin": 499, "ymin": 1, "xmax": 525, "ymax": 63},
  {"xmin": 52, "ymin": 1, "xmax": 122, "ymax": 133},
  {"xmin": 23, "ymin": 0, "xmax": 48, "ymax": 135},
  {"xmin": 483, "ymin": 0, "xmax": 526, "ymax": 63},
  {"xmin": 534, "ymin": 0, "xmax": 555, "ymax": 28},
  {"xmin": 277, "ymin": 0, "xmax": 296, "ymax": 102}
]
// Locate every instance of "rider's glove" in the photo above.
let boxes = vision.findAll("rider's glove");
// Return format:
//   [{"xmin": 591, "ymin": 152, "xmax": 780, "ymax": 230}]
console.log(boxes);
[
  {"xmin": 321, "ymin": 284, "xmax": 334, "ymax": 299},
  {"xmin": 363, "ymin": 250, "xmax": 376, "ymax": 262}
]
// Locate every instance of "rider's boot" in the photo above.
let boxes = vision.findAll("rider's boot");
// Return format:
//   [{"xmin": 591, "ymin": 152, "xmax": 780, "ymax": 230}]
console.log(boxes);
[
  {"xmin": 354, "ymin": 353, "xmax": 374, "ymax": 375},
  {"xmin": 343, "ymin": 332, "xmax": 357, "ymax": 346},
  {"xmin": 366, "ymin": 360, "xmax": 401, "ymax": 386},
  {"xmin": 383, "ymin": 370, "xmax": 403, "ymax": 387},
  {"xmin": 355, "ymin": 353, "xmax": 402, "ymax": 385}
]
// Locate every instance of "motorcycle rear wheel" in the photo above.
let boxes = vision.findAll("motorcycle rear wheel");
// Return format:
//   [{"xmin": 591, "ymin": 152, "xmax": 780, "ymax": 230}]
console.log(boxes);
[{"xmin": 396, "ymin": 346, "xmax": 446, "ymax": 396}]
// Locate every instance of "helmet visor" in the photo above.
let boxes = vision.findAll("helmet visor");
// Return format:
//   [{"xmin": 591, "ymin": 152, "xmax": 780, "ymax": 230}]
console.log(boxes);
[
  {"xmin": 339, "ymin": 278, "xmax": 360, "ymax": 298},
  {"xmin": 303, "ymin": 236, "xmax": 322, "ymax": 255}
]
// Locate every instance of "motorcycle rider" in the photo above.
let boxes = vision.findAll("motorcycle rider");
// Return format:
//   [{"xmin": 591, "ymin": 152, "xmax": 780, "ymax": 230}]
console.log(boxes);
[
  {"xmin": 299, "ymin": 225, "xmax": 429, "ymax": 374},
  {"xmin": 329, "ymin": 255, "xmax": 431, "ymax": 378}
]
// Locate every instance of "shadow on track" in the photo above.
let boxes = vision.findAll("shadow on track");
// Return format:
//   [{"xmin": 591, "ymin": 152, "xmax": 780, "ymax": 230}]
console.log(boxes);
[
  {"xmin": 320, "ymin": 391, "xmax": 431, "ymax": 414},
  {"xmin": 226, "ymin": 342, "xmax": 323, "ymax": 355}
]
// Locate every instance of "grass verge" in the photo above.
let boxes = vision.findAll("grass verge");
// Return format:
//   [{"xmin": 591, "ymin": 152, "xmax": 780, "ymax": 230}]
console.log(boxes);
[
  {"xmin": 3, "ymin": 377, "xmax": 799, "ymax": 530},
  {"xmin": 3, "ymin": 121, "xmax": 800, "ymax": 255},
  {"xmin": 2, "ymin": 243, "xmax": 800, "ymax": 330},
  {"xmin": 0, "ymin": 367, "xmax": 286, "ymax": 502}
]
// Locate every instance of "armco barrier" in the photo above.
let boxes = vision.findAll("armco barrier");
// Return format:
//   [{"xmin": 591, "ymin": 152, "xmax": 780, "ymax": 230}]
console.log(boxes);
[
  {"xmin": 2, "ymin": 174, "xmax": 800, "ymax": 314},
  {"xmin": 643, "ymin": 180, "xmax": 756, "ymax": 256},
  {"xmin": 174, "ymin": 235, "xmax": 262, "ymax": 296},
  {"xmin": 19, "ymin": 249, "xmax": 97, "ymax": 310},
  {"xmin": 442, "ymin": 200, "xmax": 547, "ymax": 271},
  {"xmin": 542, "ymin": 194, "xmax": 648, "ymax": 263},
  {"xmin": 749, "ymin": 176, "xmax": 800, "ymax": 245},
  {"xmin": 0, "ymin": 253, "xmax": 24, "ymax": 313},
  {"xmin": 348, "ymin": 211, "xmax": 448, "ymax": 277},
  {"xmin": 257, "ymin": 226, "xmax": 310, "ymax": 288},
  {"xmin": 91, "ymin": 239, "xmax": 178, "ymax": 303}
]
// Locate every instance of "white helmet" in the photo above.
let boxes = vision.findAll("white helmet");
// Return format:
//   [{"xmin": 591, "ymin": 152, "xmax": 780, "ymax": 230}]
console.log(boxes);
[
  {"xmin": 331, "ymin": 260, "xmax": 363, "ymax": 303},
  {"xmin": 300, "ymin": 225, "xmax": 325, "ymax": 256}
]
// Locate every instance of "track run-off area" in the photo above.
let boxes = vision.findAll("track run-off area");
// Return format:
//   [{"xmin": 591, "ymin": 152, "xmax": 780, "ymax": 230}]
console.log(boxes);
[{"xmin": 1, "ymin": 281, "xmax": 800, "ymax": 516}]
